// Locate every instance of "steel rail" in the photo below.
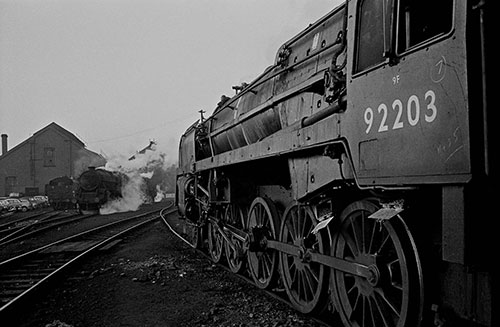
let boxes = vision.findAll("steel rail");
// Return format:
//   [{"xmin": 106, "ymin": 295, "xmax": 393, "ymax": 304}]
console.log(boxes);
[
  {"xmin": 0, "ymin": 209, "xmax": 57, "ymax": 231},
  {"xmin": 0, "ymin": 212, "xmax": 88, "ymax": 246},
  {"xmin": 0, "ymin": 204, "xmax": 172, "ymax": 314},
  {"xmin": 0, "ymin": 212, "xmax": 60, "ymax": 241},
  {"xmin": 160, "ymin": 209, "xmax": 194, "ymax": 248},
  {"xmin": 160, "ymin": 209, "xmax": 333, "ymax": 326}
]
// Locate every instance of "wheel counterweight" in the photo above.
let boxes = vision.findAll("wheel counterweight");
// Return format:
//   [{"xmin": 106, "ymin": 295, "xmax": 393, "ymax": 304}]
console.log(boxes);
[{"xmin": 330, "ymin": 200, "xmax": 424, "ymax": 327}]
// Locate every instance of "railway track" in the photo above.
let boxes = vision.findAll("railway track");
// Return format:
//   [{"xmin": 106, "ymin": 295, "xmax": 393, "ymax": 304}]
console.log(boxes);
[
  {"xmin": 0, "ymin": 208, "xmax": 47, "ymax": 221},
  {"xmin": 0, "ymin": 209, "xmax": 56, "ymax": 232},
  {"xmin": 0, "ymin": 204, "xmax": 175, "ymax": 316},
  {"xmin": 0, "ymin": 211, "xmax": 90, "ymax": 246},
  {"xmin": 160, "ymin": 208, "xmax": 335, "ymax": 327}
]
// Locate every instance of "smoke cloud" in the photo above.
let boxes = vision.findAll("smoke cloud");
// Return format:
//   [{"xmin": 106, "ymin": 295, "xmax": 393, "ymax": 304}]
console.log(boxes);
[
  {"xmin": 99, "ymin": 172, "xmax": 146, "ymax": 215},
  {"xmin": 73, "ymin": 148, "xmax": 107, "ymax": 178},
  {"xmin": 97, "ymin": 141, "xmax": 176, "ymax": 215}
]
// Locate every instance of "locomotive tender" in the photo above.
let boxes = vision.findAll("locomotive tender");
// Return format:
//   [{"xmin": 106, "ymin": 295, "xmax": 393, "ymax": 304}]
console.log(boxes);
[
  {"xmin": 76, "ymin": 167, "xmax": 123, "ymax": 212},
  {"xmin": 176, "ymin": 1, "xmax": 494, "ymax": 326}
]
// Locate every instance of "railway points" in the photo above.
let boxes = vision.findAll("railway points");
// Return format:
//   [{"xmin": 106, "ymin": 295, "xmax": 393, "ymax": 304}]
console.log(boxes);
[{"xmin": 0, "ymin": 203, "xmax": 170, "ymax": 317}]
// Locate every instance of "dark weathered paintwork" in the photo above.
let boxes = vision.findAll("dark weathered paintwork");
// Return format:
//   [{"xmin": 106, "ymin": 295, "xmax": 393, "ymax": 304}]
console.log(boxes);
[{"xmin": 176, "ymin": 1, "xmax": 494, "ymax": 326}]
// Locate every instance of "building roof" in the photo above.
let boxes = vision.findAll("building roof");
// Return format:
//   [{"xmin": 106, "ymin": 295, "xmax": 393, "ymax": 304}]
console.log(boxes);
[
  {"xmin": 0, "ymin": 122, "xmax": 86, "ymax": 161},
  {"xmin": 34, "ymin": 122, "xmax": 85, "ymax": 146}
]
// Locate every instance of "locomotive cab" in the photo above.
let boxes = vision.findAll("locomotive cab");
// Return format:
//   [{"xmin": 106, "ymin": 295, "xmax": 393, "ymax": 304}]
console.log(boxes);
[
  {"xmin": 345, "ymin": 0, "xmax": 467, "ymax": 183},
  {"xmin": 344, "ymin": 0, "xmax": 493, "ymax": 325}
]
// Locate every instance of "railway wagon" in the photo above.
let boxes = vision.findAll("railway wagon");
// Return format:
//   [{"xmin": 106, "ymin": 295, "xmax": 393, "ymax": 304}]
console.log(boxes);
[
  {"xmin": 75, "ymin": 167, "xmax": 123, "ymax": 212},
  {"xmin": 176, "ymin": 1, "xmax": 494, "ymax": 326},
  {"xmin": 45, "ymin": 176, "xmax": 77, "ymax": 210}
]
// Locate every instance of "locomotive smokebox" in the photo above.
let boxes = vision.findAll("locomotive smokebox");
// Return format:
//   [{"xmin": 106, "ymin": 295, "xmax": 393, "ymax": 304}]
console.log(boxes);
[{"xmin": 79, "ymin": 167, "xmax": 101, "ymax": 191}]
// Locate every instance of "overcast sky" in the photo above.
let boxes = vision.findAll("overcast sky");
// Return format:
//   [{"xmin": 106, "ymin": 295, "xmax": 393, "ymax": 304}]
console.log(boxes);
[{"xmin": 0, "ymin": 0, "xmax": 341, "ymax": 163}]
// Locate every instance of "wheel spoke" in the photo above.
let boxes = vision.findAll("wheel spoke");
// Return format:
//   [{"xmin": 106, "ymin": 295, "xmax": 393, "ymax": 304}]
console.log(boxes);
[
  {"xmin": 290, "ymin": 210, "xmax": 297, "ymax": 239},
  {"xmin": 303, "ymin": 267, "xmax": 317, "ymax": 299},
  {"xmin": 371, "ymin": 293, "xmax": 395, "ymax": 327},
  {"xmin": 368, "ymin": 219, "xmax": 377, "ymax": 254},
  {"xmin": 374, "ymin": 288, "xmax": 401, "ymax": 318},
  {"xmin": 300, "ymin": 208, "xmax": 307, "ymax": 238},
  {"xmin": 301, "ymin": 271, "xmax": 310, "ymax": 299},
  {"xmin": 367, "ymin": 296, "xmax": 376, "ymax": 326},
  {"xmin": 290, "ymin": 261, "xmax": 297, "ymax": 280},
  {"xmin": 375, "ymin": 230, "xmax": 391, "ymax": 255},
  {"xmin": 263, "ymin": 254, "xmax": 272, "ymax": 278},
  {"xmin": 350, "ymin": 291, "xmax": 361, "ymax": 320},
  {"xmin": 304, "ymin": 264, "xmax": 319, "ymax": 285},
  {"xmin": 258, "ymin": 204, "xmax": 264, "ymax": 226},
  {"xmin": 361, "ymin": 211, "xmax": 367, "ymax": 254},
  {"xmin": 262, "ymin": 255, "xmax": 269, "ymax": 278},
  {"xmin": 340, "ymin": 227, "xmax": 360, "ymax": 258},
  {"xmin": 349, "ymin": 215, "xmax": 362, "ymax": 255}
]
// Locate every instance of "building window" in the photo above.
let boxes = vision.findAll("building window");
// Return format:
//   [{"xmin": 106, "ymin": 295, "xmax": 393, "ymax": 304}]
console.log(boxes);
[{"xmin": 44, "ymin": 147, "xmax": 55, "ymax": 166}]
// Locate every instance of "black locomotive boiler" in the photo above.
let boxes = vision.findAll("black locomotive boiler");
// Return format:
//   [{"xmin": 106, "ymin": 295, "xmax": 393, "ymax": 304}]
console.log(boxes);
[
  {"xmin": 76, "ymin": 167, "xmax": 123, "ymax": 212},
  {"xmin": 176, "ymin": 1, "xmax": 494, "ymax": 326}
]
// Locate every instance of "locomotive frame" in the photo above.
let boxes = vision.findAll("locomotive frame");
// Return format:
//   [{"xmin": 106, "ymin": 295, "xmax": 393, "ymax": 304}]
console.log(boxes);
[{"xmin": 176, "ymin": 1, "xmax": 494, "ymax": 326}]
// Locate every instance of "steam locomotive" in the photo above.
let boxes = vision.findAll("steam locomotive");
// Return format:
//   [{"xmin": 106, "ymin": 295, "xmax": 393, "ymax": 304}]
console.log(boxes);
[
  {"xmin": 75, "ymin": 167, "xmax": 123, "ymax": 212},
  {"xmin": 45, "ymin": 176, "xmax": 78, "ymax": 210},
  {"xmin": 176, "ymin": 1, "xmax": 494, "ymax": 326}
]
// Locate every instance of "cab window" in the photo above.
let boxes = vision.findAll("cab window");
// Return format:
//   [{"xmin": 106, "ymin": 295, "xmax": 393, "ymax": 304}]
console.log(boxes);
[
  {"xmin": 354, "ymin": 0, "xmax": 395, "ymax": 73},
  {"xmin": 355, "ymin": 0, "xmax": 453, "ymax": 73},
  {"xmin": 397, "ymin": 0, "xmax": 453, "ymax": 52},
  {"xmin": 355, "ymin": 0, "xmax": 393, "ymax": 73}
]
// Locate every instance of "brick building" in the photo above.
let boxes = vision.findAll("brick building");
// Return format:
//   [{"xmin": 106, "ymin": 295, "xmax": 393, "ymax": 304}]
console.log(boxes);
[{"xmin": 0, "ymin": 122, "xmax": 106, "ymax": 196}]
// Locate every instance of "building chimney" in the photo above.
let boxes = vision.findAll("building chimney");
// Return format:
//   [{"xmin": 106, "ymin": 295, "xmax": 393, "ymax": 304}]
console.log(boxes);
[{"xmin": 1, "ymin": 134, "xmax": 7, "ymax": 156}]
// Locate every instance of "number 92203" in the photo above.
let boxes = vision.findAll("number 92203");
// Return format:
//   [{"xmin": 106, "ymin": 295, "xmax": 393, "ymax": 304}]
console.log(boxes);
[{"xmin": 363, "ymin": 90, "xmax": 437, "ymax": 134}]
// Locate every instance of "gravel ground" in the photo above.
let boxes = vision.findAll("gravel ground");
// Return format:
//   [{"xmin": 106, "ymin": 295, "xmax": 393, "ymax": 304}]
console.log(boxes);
[{"xmin": 6, "ymin": 206, "xmax": 327, "ymax": 327}]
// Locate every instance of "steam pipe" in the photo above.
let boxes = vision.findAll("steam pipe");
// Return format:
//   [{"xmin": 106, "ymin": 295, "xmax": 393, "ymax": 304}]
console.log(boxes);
[{"xmin": 301, "ymin": 94, "xmax": 347, "ymax": 128}]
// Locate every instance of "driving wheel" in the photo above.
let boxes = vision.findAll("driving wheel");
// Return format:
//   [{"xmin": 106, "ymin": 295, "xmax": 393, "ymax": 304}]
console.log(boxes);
[
  {"xmin": 224, "ymin": 203, "xmax": 246, "ymax": 273},
  {"xmin": 330, "ymin": 200, "xmax": 423, "ymax": 327},
  {"xmin": 279, "ymin": 204, "xmax": 329, "ymax": 314},
  {"xmin": 187, "ymin": 222, "xmax": 200, "ymax": 249},
  {"xmin": 208, "ymin": 207, "xmax": 225, "ymax": 263},
  {"xmin": 247, "ymin": 197, "xmax": 279, "ymax": 289}
]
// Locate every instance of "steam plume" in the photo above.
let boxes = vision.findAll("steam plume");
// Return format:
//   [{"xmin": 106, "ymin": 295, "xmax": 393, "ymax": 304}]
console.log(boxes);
[{"xmin": 97, "ymin": 141, "xmax": 176, "ymax": 215}]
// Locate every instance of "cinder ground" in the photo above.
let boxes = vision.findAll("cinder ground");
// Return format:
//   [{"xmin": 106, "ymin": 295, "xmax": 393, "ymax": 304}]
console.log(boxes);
[{"xmin": 8, "ymin": 212, "xmax": 326, "ymax": 327}]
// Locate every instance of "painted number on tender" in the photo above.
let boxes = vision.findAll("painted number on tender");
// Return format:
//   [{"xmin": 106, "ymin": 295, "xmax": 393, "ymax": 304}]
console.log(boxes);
[{"xmin": 363, "ymin": 90, "xmax": 437, "ymax": 134}]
